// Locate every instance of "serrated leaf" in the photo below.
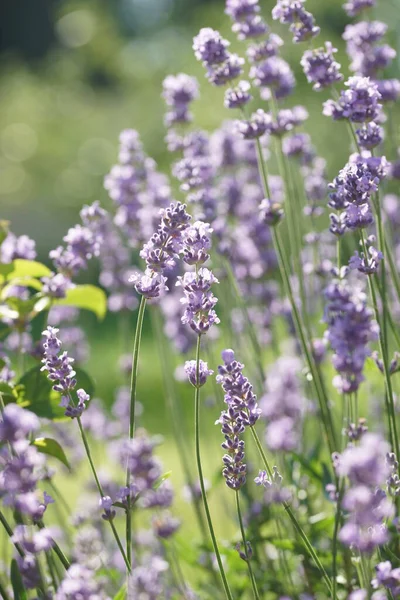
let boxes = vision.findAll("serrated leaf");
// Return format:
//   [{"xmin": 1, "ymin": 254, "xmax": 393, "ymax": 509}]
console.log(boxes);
[
  {"xmin": 6, "ymin": 259, "xmax": 51, "ymax": 280},
  {"xmin": 32, "ymin": 437, "xmax": 71, "ymax": 470},
  {"xmin": 113, "ymin": 584, "xmax": 127, "ymax": 599},
  {"xmin": 54, "ymin": 284, "xmax": 107, "ymax": 320},
  {"xmin": 11, "ymin": 558, "xmax": 27, "ymax": 600},
  {"xmin": 18, "ymin": 366, "xmax": 95, "ymax": 420}
]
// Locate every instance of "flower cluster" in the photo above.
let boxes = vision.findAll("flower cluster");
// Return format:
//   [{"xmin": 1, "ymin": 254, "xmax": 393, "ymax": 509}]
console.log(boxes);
[
  {"xmin": 272, "ymin": 0, "xmax": 320, "ymax": 44},
  {"xmin": 335, "ymin": 433, "xmax": 393, "ymax": 552},
  {"xmin": 301, "ymin": 42, "xmax": 342, "ymax": 91},
  {"xmin": 41, "ymin": 326, "xmax": 90, "ymax": 418},
  {"xmin": 324, "ymin": 279, "xmax": 379, "ymax": 393},
  {"xmin": 215, "ymin": 349, "xmax": 261, "ymax": 489},
  {"xmin": 193, "ymin": 28, "xmax": 244, "ymax": 87},
  {"xmin": 323, "ymin": 76, "xmax": 382, "ymax": 123}
]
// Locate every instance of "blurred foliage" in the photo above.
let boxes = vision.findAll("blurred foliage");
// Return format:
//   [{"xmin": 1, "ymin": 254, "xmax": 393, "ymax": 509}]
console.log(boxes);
[{"xmin": 1, "ymin": 0, "xmax": 399, "ymax": 255}]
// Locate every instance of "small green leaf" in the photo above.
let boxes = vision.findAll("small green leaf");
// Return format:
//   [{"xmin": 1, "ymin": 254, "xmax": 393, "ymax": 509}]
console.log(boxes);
[
  {"xmin": 18, "ymin": 366, "xmax": 95, "ymax": 420},
  {"xmin": 54, "ymin": 284, "xmax": 107, "ymax": 320},
  {"xmin": 0, "ymin": 220, "xmax": 10, "ymax": 246},
  {"xmin": 10, "ymin": 558, "xmax": 27, "ymax": 600},
  {"xmin": 154, "ymin": 470, "xmax": 172, "ymax": 489},
  {"xmin": 32, "ymin": 437, "xmax": 71, "ymax": 470},
  {"xmin": 113, "ymin": 584, "xmax": 127, "ymax": 600},
  {"xmin": 0, "ymin": 381, "xmax": 18, "ymax": 405},
  {"xmin": 5, "ymin": 259, "xmax": 51, "ymax": 281}
]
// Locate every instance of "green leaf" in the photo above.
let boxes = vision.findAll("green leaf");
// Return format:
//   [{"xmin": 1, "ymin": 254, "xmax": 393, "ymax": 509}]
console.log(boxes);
[
  {"xmin": 18, "ymin": 366, "xmax": 95, "ymax": 420},
  {"xmin": 154, "ymin": 470, "xmax": 172, "ymax": 490},
  {"xmin": 4, "ymin": 259, "xmax": 51, "ymax": 281},
  {"xmin": 54, "ymin": 284, "xmax": 107, "ymax": 320},
  {"xmin": 1, "ymin": 277, "xmax": 43, "ymax": 299},
  {"xmin": 113, "ymin": 585, "xmax": 127, "ymax": 600},
  {"xmin": 0, "ymin": 381, "xmax": 18, "ymax": 404},
  {"xmin": 10, "ymin": 558, "xmax": 27, "ymax": 600},
  {"xmin": 32, "ymin": 437, "xmax": 71, "ymax": 470}
]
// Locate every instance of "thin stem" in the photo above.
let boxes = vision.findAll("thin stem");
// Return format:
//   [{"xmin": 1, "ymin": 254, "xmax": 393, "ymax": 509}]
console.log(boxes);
[
  {"xmin": 250, "ymin": 427, "xmax": 333, "ymax": 594},
  {"xmin": 76, "ymin": 417, "xmax": 131, "ymax": 572},
  {"xmin": 0, "ymin": 510, "xmax": 24, "ymax": 557},
  {"xmin": 254, "ymin": 139, "xmax": 337, "ymax": 456},
  {"xmin": 235, "ymin": 491, "xmax": 260, "ymax": 600},
  {"xmin": 0, "ymin": 577, "xmax": 11, "ymax": 600},
  {"xmin": 37, "ymin": 521, "xmax": 70, "ymax": 571},
  {"xmin": 332, "ymin": 481, "xmax": 345, "ymax": 600},
  {"xmin": 194, "ymin": 334, "xmax": 234, "ymax": 600},
  {"xmin": 125, "ymin": 295, "xmax": 147, "ymax": 568}
]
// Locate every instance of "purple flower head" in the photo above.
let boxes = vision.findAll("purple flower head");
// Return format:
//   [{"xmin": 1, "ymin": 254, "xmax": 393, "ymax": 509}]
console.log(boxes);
[
  {"xmin": 349, "ymin": 237, "xmax": 383, "ymax": 275},
  {"xmin": 56, "ymin": 564, "xmax": 109, "ymax": 599},
  {"xmin": 250, "ymin": 56, "xmax": 295, "ymax": 98},
  {"xmin": 232, "ymin": 15, "xmax": 268, "ymax": 40},
  {"xmin": 376, "ymin": 79, "xmax": 400, "ymax": 103},
  {"xmin": 343, "ymin": 0, "xmax": 375, "ymax": 17},
  {"xmin": 234, "ymin": 109, "xmax": 271, "ymax": 140},
  {"xmin": 184, "ymin": 359, "xmax": 214, "ymax": 388},
  {"xmin": 282, "ymin": 132, "xmax": 313, "ymax": 163},
  {"xmin": 0, "ymin": 404, "xmax": 39, "ymax": 443},
  {"xmin": 269, "ymin": 106, "xmax": 308, "ymax": 137},
  {"xmin": 177, "ymin": 268, "xmax": 220, "ymax": 335},
  {"xmin": 372, "ymin": 561, "xmax": 400, "ymax": 596},
  {"xmin": 272, "ymin": 0, "xmax": 320, "ymax": 43},
  {"xmin": 41, "ymin": 326, "xmax": 76, "ymax": 396},
  {"xmin": 259, "ymin": 198, "xmax": 284, "ymax": 226},
  {"xmin": 0, "ymin": 233, "xmax": 36, "ymax": 263},
  {"xmin": 330, "ymin": 160, "xmax": 379, "ymax": 206},
  {"xmin": 207, "ymin": 54, "xmax": 245, "ymax": 86},
  {"xmin": 99, "ymin": 496, "xmax": 116, "ymax": 521},
  {"xmin": 153, "ymin": 512, "xmax": 181, "ymax": 539},
  {"xmin": 224, "ymin": 80, "xmax": 252, "ymax": 109},
  {"xmin": 301, "ymin": 42, "xmax": 342, "ymax": 91},
  {"xmin": 162, "ymin": 73, "xmax": 199, "ymax": 126},
  {"xmin": 216, "ymin": 404, "xmax": 247, "ymax": 490},
  {"xmin": 324, "ymin": 279, "xmax": 379, "ymax": 393},
  {"xmin": 182, "ymin": 221, "xmax": 213, "ymax": 265},
  {"xmin": 193, "ymin": 28, "xmax": 230, "ymax": 67},
  {"xmin": 343, "ymin": 21, "xmax": 395, "ymax": 77},
  {"xmin": 130, "ymin": 269, "xmax": 168, "ymax": 300},
  {"xmin": 41, "ymin": 273, "xmax": 72, "ymax": 299},
  {"xmin": 356, "ymin": 122, "xmax": 383, "ymax": 150},
  {"xmin": 217, "ymin": 348, "xmax": 261, "ymax": 427},
  {"xmin": 225, "ymin": 0, "xmax": 260, "ymax": 21},
  {"xmin": 323, "ymin": 76, "xmax": 382, "ymax": 123},
  {"xmin": 345, "ymin": 202, "xmax": 374, "ymax": 230},
  {"xmin": 246, "ymin": 34, "xmax": 283, "ymax": 63}
]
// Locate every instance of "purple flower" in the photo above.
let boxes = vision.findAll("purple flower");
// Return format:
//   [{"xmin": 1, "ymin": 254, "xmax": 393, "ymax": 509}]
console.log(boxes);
[
  {"xmin": 184, "ymin": 359, "xmax": 214, "ymax": 387},
  {"xmin": 0, "ymin": 404, "xmax": 39, "ymax": 443},
  {"xmin": 250, "ymin": 56, "xmax": 295, "ymax": 98},
  {"xmin": 324, "ymin": 279, "xmax": 379, "ymax": 393},
  {"xmin": 99, "ymin": 496, "xmax": 116, "ymax": 521},
  {"xmin": 56, "ymin": 564, "xmax": 110, "ymax": 599},
  {"xmin": 216, "ymin": 404, "xmax": 247, "ymax": 489},
  {"xmin": 268, "ymin": 106, "xmax": 308, "ymax": 136},
  {"xmin": 41, "ymin": 273, "xmax": 72, "ymax": 299},
  {"xmin": 272, "ymin": 0, "xmax": 320, "ymax": 43},
  {"xmin": 182, "ymin": 221, "xmax": 213, "ymax": 265},
  {"xmin": 301, "ymin": 42, "xmax": 342, "ymax": 91},
  {"xmin": 329, "ymin": 160, "xmax": 379, "ymax": 206},
  {"xmin": 234, "ymin": 109, "xmax": 271, "ymax": 139},
  {"xmin": 282, "ymin": 133, "xmax": 313, "ymax": 163},
  {"xmin": 376, "ymin": 79, "xmax": 400, "ymax": 103},
  {"xmin": 162, "ymin": 73, "xmax": 199, "ymax": 126},
  {"xmin": 207, "ymin": 54, "xmax": 245, "ymax": 86},
  {"xmin": 177, "ymin": 268, "xmax": 220, "ymax": 335},
  {"xmin": 343, "ymin": 0, "xmax": 375, "ymax": 17},
  {"xmin": 224, "ymin": 80, "xmax": 252, "ymax": 109},
  {"xmin": 356, "ymin": 122, "xmax": 383, "ymax": 149},
  {"xmin": 323, "ymin": 76, "xmax": 382, "ymax": 123},
  {"xmin": 1, "ymin": 232, "xmax": 36, "ymax": 263},
  {"xmin": 349, "ymin": 237, "xmax": 383, "ymax": 275},
  {"xmin": 130, "ymin": 270, "xmax": 168, "ymax": 300},
  {"xmin": 193, "ymin": 28, "xmax": 230, "ymax": 67},
  {"xmin": 232, "ymin": 15, "xmax": 268, "ymax": 40},
  {"xmin": 153, "ymin": 512, "xmax": 181, "ymax": 539},
  {"xmin": 225, "ymin": 0, "xmax": 260, "ymax": 21},
  {"xmin": 345, "ymin": 203, "xmax": 374, "ymax": 230},
  {"xmin": 259, "ymin": 198, "xmax": 284, "ymax": 226},
  {"xmin": 372, "ymin": 561, "xmax": 400, "ymax": 597},
  {"xmin": 246, "ymin": 34, "xmax": 283, "ymax": 63}
]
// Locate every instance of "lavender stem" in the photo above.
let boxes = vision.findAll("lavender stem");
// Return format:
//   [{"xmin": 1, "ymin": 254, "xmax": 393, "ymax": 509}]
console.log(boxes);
[{"xmin": 194, "ymin": 334, "xmax": 233, "ymax": 600}]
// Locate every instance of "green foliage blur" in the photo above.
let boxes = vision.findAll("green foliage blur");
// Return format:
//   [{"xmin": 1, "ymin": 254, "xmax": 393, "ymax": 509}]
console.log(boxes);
[{"xmin": 1, "ymin": 0, "xmax": 400, "ymax": 431}]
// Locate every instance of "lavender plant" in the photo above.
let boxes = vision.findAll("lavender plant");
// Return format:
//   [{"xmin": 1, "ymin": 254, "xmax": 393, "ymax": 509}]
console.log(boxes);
[{"xmin": 1, "ymin": 0, "xmax": 400, "ymax": 598}]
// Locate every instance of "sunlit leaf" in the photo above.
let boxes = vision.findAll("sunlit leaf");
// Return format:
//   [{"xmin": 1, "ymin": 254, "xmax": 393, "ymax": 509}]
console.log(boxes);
[
  {"xmin": 11, "ymin": 558, "xmax": 27, "ymax": 600},
  {"xmin": 32, "ymin": 437, "xmax": 71, "ymax": 470},
  {"xmin": 54, "ymin": 284, "xmax": 107, "ymax": 320},
  {"xmin": 5, "ymin": 259, "xmax": 51, "ymax": 280}
]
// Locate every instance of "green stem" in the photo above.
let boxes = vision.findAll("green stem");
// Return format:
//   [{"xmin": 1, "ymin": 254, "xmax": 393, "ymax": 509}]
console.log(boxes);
[
  {"xmin": 0, "ymin": 510, "xmax": 24, "ymax": 557},
  {"xmin": 254, "ymin": 139, "xmax": 337, "ymax": 456},
  {"xmin": 37, "ymin": 521, "xmax": 70, "ymax": 571},
  {"xmin": 250, "ymin": 427, "xmax": 332, "ymax": 594},
  {"xmin": 0, "ymin": 577, "xmax": 11, "ymax": 600},
  {"xmin": 125, "ymin": 294, "xmax": 147, "ymax": 568},
  {"xmin": 332, "ymin": 481, "xmax": 345, "ymax": 600},
  {"xmin": 76, "ymin": 417, "xmax": 131, "ymax": 572},
  {"xmin": 194, "ymin": 335, "xmax": 234, "ymax": 600},
  {"xmin": 235, "ymin": 491, "xmax": 260, "ymax": 600}
]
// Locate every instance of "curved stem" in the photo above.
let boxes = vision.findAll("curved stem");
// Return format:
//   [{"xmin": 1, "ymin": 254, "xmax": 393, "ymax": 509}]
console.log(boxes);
[
  {"xmin": 125, "ymin": 294, "xmax": 147, "ymax": 568},
  {"xmin": 194, "ymin": 334, "xmax": 234, "ymax": 600},
  {"xmin": 76, "ymin": 417, "xmax": 131, "ymax": 572},
  {"xmin": 0, "ymin": 510, "xmax": 24, "ymax": 557},
  {"xmin": 235, "ymin": 491, "xmax": 260, "ymax": 600}
]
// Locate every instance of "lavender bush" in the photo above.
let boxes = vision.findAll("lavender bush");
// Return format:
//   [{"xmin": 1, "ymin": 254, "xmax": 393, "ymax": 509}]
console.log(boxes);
[{"xmin": 1, "ymin": 0, "xmax": 400, "ymax": 598}]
